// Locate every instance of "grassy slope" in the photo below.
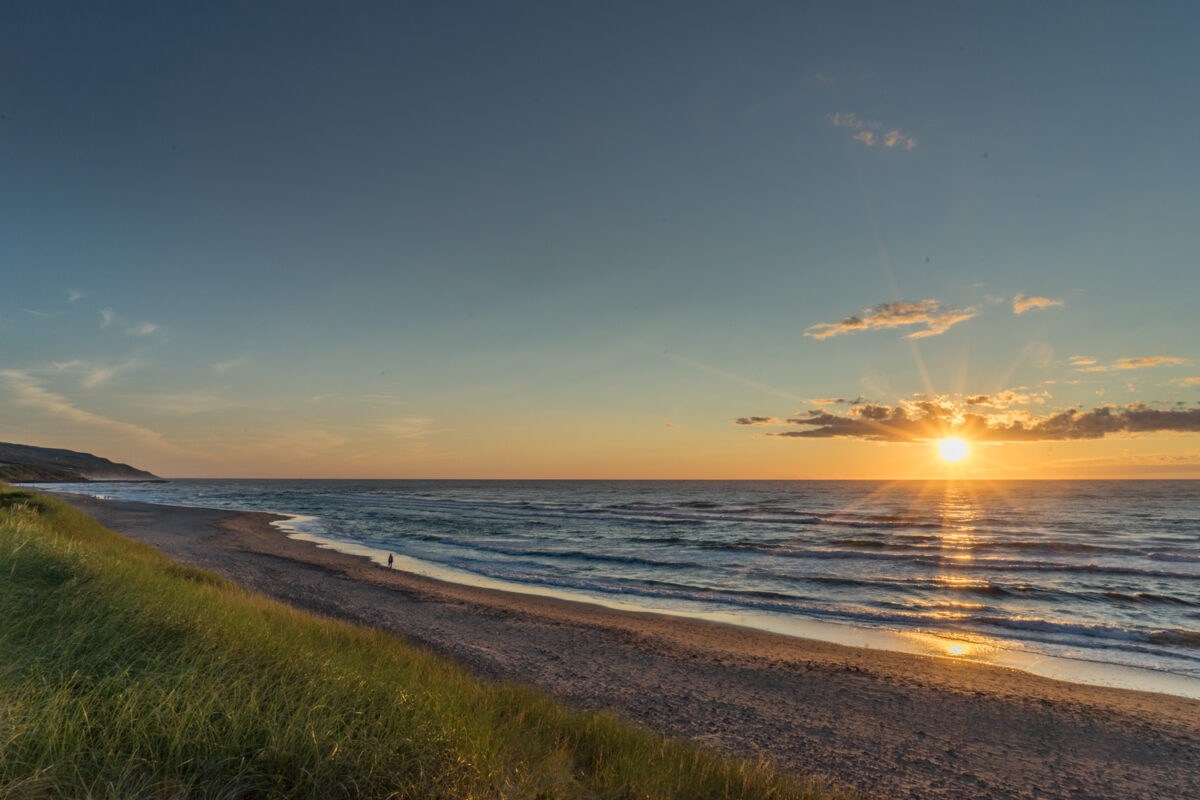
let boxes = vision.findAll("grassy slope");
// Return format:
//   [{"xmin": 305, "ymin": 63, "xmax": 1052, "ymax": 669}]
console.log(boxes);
[
  {"xmin": 0, "ymin": 464, "xmax": 80, "ymax": 483},
  {"xmin": 0, "ymin": 487, "xmax": 849, "ymax": 800},
  {"xmin": 0, "ymin": 443, "xmax": 158, "ymax": 481}
]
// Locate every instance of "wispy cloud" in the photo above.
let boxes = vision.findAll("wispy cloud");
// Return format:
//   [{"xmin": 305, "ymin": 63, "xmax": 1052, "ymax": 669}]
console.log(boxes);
[
  {"xmin": 100, "ymin": 307, "xmax": 161, "ymax": 337},
  {"xmin": 808, "ymin": 396, "xmax": 868, "ymax": 407},
  {"xmin": 1075, "ymin": 356, "xmax": 1189, "ymax": 373},
  {"xmin": 137, "ymin": 392, "xmax": 240, "ymax": 416},
  {"xmin": 51, "ymin": 358, "xmax": 142, "ymax": 389},
  {"xmin": 0, "ymin": 369, "xmax": 174, "ymax": 449},
  {"xmin": 733, "ymin": 416, "xmax": 779, "ymax": 426},
  {"xmin": 805, "ymin": 299, "xmax": 978, "ymax": 340},
  {"xmin": 1178, "ymin": 377, "xmax": 1200, "ymax": 386},
  {"xmin": 67, "ymin": 289, "xmax": 86, "ymax": 304},
  {"xmin": 1013, "ymin": 294, "xmax": 1063, "ymax": 314},
  {"xmin": 377, "ymin": 416, "xmax": 437, "ymax": 440},
  {"xmin": 749, "ymin": 399, "xmax": 1200, "ymax": 442},
  {"xmin": 214, "ymin": 354, "xmax": 252, "ymax": 373},
  {"xmin": 828, "ymin": 112, "xmax": 917, "ymax": 150}
]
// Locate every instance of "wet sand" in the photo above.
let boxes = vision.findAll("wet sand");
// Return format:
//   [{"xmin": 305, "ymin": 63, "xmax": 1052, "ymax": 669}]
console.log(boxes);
[{"xmin": 60, "ymin": 494, "xmax": 1200, "ymax": 800}]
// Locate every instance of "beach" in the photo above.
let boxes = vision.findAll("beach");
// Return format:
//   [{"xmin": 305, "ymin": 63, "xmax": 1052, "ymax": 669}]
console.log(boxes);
[{"xmin": 61, "ymin": 493, "xmax": 1200, "ymax": 800}]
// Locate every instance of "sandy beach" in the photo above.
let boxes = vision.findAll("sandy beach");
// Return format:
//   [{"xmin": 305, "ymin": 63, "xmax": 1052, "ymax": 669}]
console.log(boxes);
[{"xmin": 60, "ymin": 493, "xmax": 1200, "ymax": 800}]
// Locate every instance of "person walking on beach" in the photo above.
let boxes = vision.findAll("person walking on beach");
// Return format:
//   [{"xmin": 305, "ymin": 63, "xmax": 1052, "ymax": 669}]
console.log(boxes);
[{"xmin": 387, "ymin": 553, "xmax": 394, "ymax": 569}]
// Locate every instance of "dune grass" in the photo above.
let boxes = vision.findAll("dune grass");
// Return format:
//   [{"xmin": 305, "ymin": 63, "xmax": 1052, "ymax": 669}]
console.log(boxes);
[{"xmin": 0, "ymin": 486, "xmax": 849, "ymax": 799}]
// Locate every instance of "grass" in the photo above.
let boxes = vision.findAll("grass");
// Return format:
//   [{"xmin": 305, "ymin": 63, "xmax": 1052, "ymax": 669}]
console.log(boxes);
[{"xmin": 0, "ymin": 486, "xmax": 850, "ymax": 799}]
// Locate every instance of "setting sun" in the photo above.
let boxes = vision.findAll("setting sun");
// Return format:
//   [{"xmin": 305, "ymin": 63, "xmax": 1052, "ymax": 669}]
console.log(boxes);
[{"xmin": 938, "ymin": 438, "xmax": 969, "ymax": 463}]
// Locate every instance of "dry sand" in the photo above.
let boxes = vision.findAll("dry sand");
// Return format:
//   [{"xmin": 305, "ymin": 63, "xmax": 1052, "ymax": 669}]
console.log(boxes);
[{"xmin": 60, "ymin": 494, "xmax": 1200, "ymax": 800}]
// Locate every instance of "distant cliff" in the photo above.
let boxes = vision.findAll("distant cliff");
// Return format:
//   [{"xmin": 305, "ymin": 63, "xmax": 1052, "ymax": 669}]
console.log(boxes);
[{"xmin": 0, "ymin": 443, "xmax": 160, "ymax": 482}]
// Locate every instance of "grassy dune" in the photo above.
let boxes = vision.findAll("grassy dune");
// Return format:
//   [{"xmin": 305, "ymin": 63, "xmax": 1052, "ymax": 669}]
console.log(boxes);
[{"xmin": 0, "ymin": 487, "xmax": 849, "ymax": 799}]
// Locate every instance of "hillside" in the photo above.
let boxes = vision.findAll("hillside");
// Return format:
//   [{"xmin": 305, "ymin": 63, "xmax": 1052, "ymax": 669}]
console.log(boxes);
[{"xmin": 0, "ymin": 443, "xmax": 159, "ymax": 482}]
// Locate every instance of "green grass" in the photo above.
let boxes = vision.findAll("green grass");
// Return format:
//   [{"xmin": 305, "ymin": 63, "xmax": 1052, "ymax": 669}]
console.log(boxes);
[{"xmin": 0, "ymin": 486, "xmax": 850, "ymax": 799}]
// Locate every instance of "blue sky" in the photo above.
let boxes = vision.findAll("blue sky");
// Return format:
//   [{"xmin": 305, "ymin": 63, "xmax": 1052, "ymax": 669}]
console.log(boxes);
[{"xmin": 3, "ymin": 1, "xmax": 1198, "ymax": 477}]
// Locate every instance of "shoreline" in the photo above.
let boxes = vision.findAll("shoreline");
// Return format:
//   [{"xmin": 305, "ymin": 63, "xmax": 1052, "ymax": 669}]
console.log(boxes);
[
  {"xmin": 47, "ymin": 483, "xmax": 1200, "ymax": 699},
  {"xmin": 54, "ymin": 492, "xmax": 1200, "ymax": 800},
  {"xmin": 273, "ymin": 514, "xmax": 1200, "ymax": 700}
]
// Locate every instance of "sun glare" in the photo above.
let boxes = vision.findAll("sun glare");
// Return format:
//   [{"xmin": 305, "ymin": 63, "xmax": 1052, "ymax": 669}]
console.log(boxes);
[{"xmin": 938, "ymin": 438, "xmax": 969, "ymax": 463}]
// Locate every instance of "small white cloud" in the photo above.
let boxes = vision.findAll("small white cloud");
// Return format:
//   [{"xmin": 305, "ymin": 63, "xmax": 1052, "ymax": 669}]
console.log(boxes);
[
  {"xmin": 126, "ymin": 322, "xmax": 159, "ymax": 337},
  {"xmin": 67, "ymin": 290, "xmax": 86, "ymax": 304},
  {"xmin": 100, "ymin": 308, "xmax": 114, "ymax": 328},
  {"xmin": 828, "ymin": 112, "xmax": 916, "ymax": 150},
  {"xmin": 883, "ymin": 129, "xmax": 917, "ymax": 150},
  {"xmin": 1013, "ymin": 294, "xmax": 1064, "ymax": 314}
]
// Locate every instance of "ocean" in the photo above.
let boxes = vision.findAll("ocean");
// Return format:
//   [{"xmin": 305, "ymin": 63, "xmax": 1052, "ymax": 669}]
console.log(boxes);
[{"xmin": 37, "ymin": 479, "xmax": 1200, "ymax": 696}]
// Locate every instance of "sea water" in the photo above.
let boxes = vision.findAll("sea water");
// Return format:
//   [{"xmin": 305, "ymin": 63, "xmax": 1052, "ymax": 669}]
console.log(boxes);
[{"xmin": 36, "ymin": 479, "xmax": 1200, "ymax": 695}]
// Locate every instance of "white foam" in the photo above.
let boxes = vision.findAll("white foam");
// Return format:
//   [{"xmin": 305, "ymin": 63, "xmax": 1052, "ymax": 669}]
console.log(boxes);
[{"xmin": 274, "ymin": 526, "xmax": 1200, "ymax": 699}]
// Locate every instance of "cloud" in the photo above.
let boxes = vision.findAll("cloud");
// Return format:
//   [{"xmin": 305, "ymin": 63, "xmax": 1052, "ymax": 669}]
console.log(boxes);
[
  {"xmin": 67, "ymin": 290, "xmax": 85, "ymax": 304},
  {"xmin": 50, "ymin": 358, "xmax": 141, "ymax": 389},
  {"xmin": 1179, "ymin": 377, "xmax": 1200, "ymax": 386},
  {"xmin": 882, "ymin": 130, "xmax": 916, "ymax": 149},
  {"xmin": 1013, "ymin": 294, "xmax": 1063, "ymax": 314},
  {"xmin": 760, "ymin": 400, "xmax": 1200, "ymax": 442},
  {"xmin": 1075, "ymin": 356, "xmax": 1189, "ymax": 373},
  {"xmin": 664, "ymin": 422, "xmax": 680, "ymax": 428},
  {"xmin": 99, "ymin": 308, "xmax": 160, "ymax": 337},
  {"xmin": 0, "ymin": 369, "xmax": 175, "ymax": 449},
  {"xmin": 805, "ymin": 299, "xmax": 978, "ymax": 340},
  {"xmin": 378, "ymin": 416, "xmax": 436, "ymax": 440},
  {"xmin": 827, "ymin": 112, "xmax": 916, "ymax": 150},
  {"xmin": 963, "ymin": 389, "xmax": 1050, "ymax": 408},
  {"xmin": 808, "ymin": 396, "xmax": 868, "ymax": 406},
  {"xmin": 214, "ymin": 354, "xmax": 252, "ymax": 373},
  {"xmin": 733, "ymin": 416, "xmax": 780, "ymax": 426},
  {"xmin": 137, "ymin": 392, "xmax": 240, "ymax": 416}
]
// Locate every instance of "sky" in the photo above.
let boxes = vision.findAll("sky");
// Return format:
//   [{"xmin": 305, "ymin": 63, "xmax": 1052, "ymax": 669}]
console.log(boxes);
[{"xmin": 2, "ymin": 1, "xmax": 1199, "ymax": 479}]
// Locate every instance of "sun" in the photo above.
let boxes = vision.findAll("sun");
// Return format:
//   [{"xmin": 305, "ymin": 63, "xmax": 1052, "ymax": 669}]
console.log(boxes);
[{"xmin": 938, "ymin": 438, "xmax": 969, "ymax": 463}]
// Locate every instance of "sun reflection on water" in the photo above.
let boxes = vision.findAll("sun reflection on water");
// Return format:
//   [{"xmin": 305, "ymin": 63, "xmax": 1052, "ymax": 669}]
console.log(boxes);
[{"xmin": 903, "ymin": 630, "xmax": 1000, "ymax": 660}]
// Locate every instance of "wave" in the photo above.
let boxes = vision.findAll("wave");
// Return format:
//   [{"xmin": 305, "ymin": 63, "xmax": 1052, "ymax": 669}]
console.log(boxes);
[
  {"xmin": 426, "ymin": 559, "xmax": 1200, "ymax": 658},
  {"xmin": 706, "ymin": 545, "xmax": 1200, "ymax": 580},
  {"xmin": 434, "ymin": 537, "xmax": 699, "ymax": 570}
]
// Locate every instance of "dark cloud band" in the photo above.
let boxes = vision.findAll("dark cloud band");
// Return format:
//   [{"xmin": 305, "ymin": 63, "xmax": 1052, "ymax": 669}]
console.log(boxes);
[{"xmin": 753, "ymin": 403, "xmax": 1200, "ymax": 442}]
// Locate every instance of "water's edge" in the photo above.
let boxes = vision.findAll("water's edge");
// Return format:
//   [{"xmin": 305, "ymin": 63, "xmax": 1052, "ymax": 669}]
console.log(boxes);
[{"xmin": 32, "ymin": 481, "xmax": 1200, "ymax": 700}]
